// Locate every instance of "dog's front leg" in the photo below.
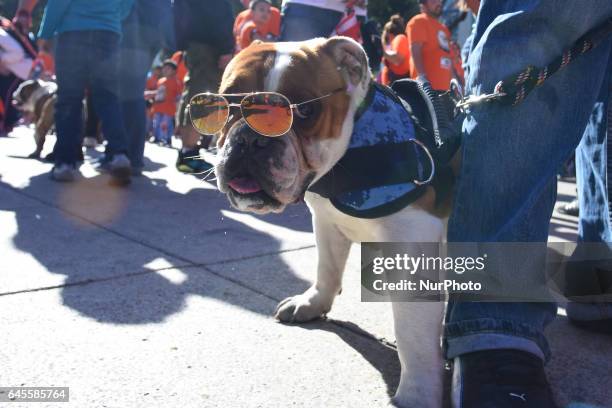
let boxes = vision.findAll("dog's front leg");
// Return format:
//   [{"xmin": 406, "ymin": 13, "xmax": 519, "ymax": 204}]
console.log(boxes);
[
  {"xmin": 275, "ymin": 214, "xmax": 351, "ymax": 322},
  {"xmin": 391, "ymin": 301, "xmax": 444, "ymax": 408}
]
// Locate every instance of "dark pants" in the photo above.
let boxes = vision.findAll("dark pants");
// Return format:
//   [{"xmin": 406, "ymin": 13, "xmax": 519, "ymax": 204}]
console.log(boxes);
[
  {"xmin": 0, "ymin": 73, "xmax": 22, "ymax": 132},
  {"xmin": 119, "ymin": 0, "xmax": 173, "ymax": 169},
  {"xmin": 53, "ymin": 30, "xmax": 128, "ymax": 165}
]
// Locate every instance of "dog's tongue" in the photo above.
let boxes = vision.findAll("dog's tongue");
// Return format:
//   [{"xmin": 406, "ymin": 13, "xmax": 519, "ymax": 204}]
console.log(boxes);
[{"xmin": 228, "ymin": 177, "xmax": 262, "ymax": 194}]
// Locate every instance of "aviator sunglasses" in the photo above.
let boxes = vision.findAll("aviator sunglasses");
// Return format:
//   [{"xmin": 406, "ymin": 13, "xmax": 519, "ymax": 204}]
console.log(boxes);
[{"xmin": 187, "ymin": 88, "xmax": 345, "ymax": 137}]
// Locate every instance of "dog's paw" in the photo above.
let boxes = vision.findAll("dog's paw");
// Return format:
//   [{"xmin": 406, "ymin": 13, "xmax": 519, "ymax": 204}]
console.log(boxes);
[
  {"xmin": 27, "ymin": 151, "xmax": 41, "ymax": 159},
  {"xmin": 274, "ymin": 286, "xmax": 334, "ymax": 323}
]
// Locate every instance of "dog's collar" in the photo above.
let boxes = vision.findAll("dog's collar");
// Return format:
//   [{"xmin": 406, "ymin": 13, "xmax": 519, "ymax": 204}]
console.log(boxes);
[{"xmin": 22, "ymin": 82, "xmax": 57, "ymax": 113}]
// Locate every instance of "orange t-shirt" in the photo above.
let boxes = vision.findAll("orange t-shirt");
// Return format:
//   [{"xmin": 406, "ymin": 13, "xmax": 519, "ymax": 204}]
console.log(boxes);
[
  {"xmin": 238, "ymin": 21, "xmax": 270, "ymax": 51},
  {"xmin": 381, "ymin": 34, "xmax": 411, "ymax": 85},
  {"xmin": 406, "ymin": 13, "xmax": 453, "ymax": 91},
  {"xmin": 233, "ymin": 6, "xmax": 280, "ymax": 52},
  {"xmin": 171, "ymin": 51, "xmax": 188, "ymax": 84},
  {"xmin": 234, "ymin": 7, "xmax": 280, "ymax": 38},
  {"xmin": 152, "ymin": 76, "xmax": 183, "ymax": 116}
]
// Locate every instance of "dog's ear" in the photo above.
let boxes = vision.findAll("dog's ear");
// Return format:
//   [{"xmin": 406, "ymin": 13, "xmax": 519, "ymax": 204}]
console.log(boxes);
[{"xmin": 321, "ymin": 36, "xmax": 369, "ymax": 90}]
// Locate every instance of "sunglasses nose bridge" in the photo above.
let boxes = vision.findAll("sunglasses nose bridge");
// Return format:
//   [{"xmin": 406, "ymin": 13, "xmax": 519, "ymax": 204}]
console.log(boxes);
[{"xmin": 231, "ymin": 118, "xmax": 273, "ymax": 149}]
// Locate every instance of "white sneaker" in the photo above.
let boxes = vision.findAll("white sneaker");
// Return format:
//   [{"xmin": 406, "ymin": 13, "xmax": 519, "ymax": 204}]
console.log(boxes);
[
  {"xmin": 108, "ymin": 153, "xmax": 131, "ymax": 185},
  {"xmin": 83, "ymin": 136, "xmax": 97, "ymax": 148},
  {"xmin": 51, "ymin": 163, "xmax": 76, "ymax": 182}
]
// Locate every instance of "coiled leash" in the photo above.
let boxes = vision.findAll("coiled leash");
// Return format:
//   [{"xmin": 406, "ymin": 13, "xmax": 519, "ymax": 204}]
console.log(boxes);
[{"xmin": 456, "ymin": 16, "xmax": 612, "ymax": 110}]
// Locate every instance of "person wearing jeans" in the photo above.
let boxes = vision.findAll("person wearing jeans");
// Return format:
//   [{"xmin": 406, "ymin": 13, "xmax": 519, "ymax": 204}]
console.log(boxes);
[
  {"xmin": 118, "ymin": 0, "xmax": 174, "ymax": 175},
  {"xmin": 445, "ymin": 1, "xmax": 612, "ymax": 406},
  {"xmin": 565, "ymin": 50, "xmax": 612, "ymax": 333},
  {"xmin": 37, "ymin": 0, "xmax": 134, "ymax": 184}
]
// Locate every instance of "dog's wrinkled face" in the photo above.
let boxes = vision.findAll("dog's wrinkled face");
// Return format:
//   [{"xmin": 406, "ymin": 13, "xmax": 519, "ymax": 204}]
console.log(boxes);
[
  {"xmin": 12, "ymin": 79, "xmax": 41, "ymax": 111},
  {"xmin": 215, "ymin": 37, "xmax": 371, "ymax": 214}
]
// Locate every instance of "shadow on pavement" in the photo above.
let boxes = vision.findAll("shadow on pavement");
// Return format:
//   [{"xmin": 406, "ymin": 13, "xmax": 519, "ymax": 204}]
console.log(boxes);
[
  {"xmin": 288, "ymin": 318, "xmax": 401, "ymax": 398},
  {"xmin": 1, "ymin": 168, "xmax": 311, "ymax": 325}
]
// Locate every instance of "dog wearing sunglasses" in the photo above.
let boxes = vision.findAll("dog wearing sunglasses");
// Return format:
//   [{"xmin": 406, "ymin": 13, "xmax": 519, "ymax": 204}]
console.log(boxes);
[{"xmin": 212, "ymin": 36, "xmax": 459, "ymax": 407}]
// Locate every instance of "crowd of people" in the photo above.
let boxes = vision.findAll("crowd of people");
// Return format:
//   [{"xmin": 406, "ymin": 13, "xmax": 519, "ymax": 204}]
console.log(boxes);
[
  {"xmin": 1, "ymin": 0, "xmax": 477, "ymax": 180},
  {"xmin": 0, "ymin": 1, "xmax": 610, "ymax": 406}
]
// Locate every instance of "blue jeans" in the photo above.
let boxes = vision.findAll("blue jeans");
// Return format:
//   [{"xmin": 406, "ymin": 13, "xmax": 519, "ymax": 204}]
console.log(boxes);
[
  {"xmin": 566, "ymin": 50, "xmax": 612, "ymax": 322},
  {"xmin": 445, "ymin": 0, "xmax": 612, "ymax": 361},
  {"xmin": 152, "ymin": 113, "xmax": 174, "ymax": 144},
  {"xmin": 119, "ymin": 0, "xmax": 174, "ymax": 169},
  {"xmin": 280, "ymin": 3, "xmax": 342, "ymax": 41},
  {"xmin": 576, "ymin": 62, "xmax": 612, "ymax": 243},
  {"xmin": 53, "ymin": 30, "xmax": 128, "ymax": 166}
]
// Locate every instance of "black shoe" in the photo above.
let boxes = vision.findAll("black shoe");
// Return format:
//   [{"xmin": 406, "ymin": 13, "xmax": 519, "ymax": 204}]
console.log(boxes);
[
  {"xmin": 558, "ymin": 199, "xmax": 579, "ymax": 216},
  {"xmin": 452, "ymin": 350, "xmax": 557, "ymax": 408},
  {"xmin": 176, "ymin": 148, "xmax": 213, "ymax": 173},
  {"xmin": 567, "ymin": 302, "xmax": 612, "ymax": 335}
]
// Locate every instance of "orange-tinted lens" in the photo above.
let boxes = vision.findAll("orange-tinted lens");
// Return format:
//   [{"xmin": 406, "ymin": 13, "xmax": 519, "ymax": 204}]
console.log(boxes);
[
  {"xmin": 241, "ymin": 93, "xmax": 292, "ymax": 137},
  {"xmin": 189, "ymin": 94, "xmax": 229, "ymax": 135}
]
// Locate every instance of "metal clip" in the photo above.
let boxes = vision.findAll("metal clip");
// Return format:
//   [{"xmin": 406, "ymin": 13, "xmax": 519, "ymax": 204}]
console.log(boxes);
[{"xmin": 456, "ymin": 91, "xmax": 506, "ymax": 111}]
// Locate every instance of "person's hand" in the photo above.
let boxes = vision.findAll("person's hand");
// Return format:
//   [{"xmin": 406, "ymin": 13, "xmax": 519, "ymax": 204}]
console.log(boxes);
[{"xmin": 218, "ymin": 53, "xmax": 233, "ymax": 70}]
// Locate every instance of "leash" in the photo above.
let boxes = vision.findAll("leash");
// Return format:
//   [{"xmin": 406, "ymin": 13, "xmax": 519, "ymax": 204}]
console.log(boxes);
[{"xmin": 457, "ymin": 16, "xmax": 612, "ymax": 110}]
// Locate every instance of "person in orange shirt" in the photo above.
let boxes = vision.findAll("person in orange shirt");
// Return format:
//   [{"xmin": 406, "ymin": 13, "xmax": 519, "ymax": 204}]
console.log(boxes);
[
  {"xmin": 151, "ymin": 60, "xmax": 183, "ymax": 146},
  {"xmin": 234, "ymin": 0, "xmax": 280, "ymax": 53},
  {"xmin": 170, "ymin": 50, "xmax": 188, "ymax": 84},
  {"xmin": 35, "ymin": 38, "xmax": 55, "ymax": 78},
  {"xmin": 406, "ymin": 0, "xmax": 455, "ymax": 91},
  {"xmin": 145, "ymin": 64, "xmax": 161, "ymax": 140},
  {"xmin": 380, "ymin": 14, "xmax": 411, "ymax": 86}
]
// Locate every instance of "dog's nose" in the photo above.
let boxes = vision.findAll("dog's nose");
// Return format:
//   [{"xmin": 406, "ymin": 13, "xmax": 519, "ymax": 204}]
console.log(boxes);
[{"xmin": 232, "ymin": 120, "xmax": 272, "ymax": 151}]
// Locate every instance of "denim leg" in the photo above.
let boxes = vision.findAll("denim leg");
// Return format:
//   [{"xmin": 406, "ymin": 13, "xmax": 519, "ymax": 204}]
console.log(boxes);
[
  {"xmin": 280, "ymin": 4, "xmax": 342, "ymax": 41},
  {"xmin": 576, "ymin": 55, "xmax": 612, "ymax": 243},
  {"xmin": 119, "ymin": 46, "xmax": 155, "ymax": 169},
  {"xmin": 88, "ymin": 31, "xmax": 129, "ymax": 158},
  {"xmin": 119, "ymin": 0, "xmax": 163, "ymax": 169},
  {"xmin": 566, "ymin": 51, "xmax": 612, "ymax": 322},
  {"xmin": 445, "ymin": 0, "xmax": 612, "ymax": 361},
  {"xmin": 165, "ymin": 115, "xmax": 174, "ymax": 144},
  {"xmin": 53, "ymin": 32, "xmax": 88, "ymax": 166},
  {"xmin": 152, "ymin": 113, "xmax": 162, "ymax": 142}
]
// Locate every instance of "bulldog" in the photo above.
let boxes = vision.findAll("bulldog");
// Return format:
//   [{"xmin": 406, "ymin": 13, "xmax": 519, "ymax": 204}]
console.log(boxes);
[
  {"xmin": 12, "ymin": 79, "xmax": 57, "ymax": 159},
  {"xmin": 213, "ymin": 37, "xmax": 460, "ymax": 407}
]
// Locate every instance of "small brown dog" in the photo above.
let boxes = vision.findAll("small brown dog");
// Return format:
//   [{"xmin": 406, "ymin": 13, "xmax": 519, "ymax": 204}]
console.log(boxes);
[{"xmin": 12, "ymin": 79, "xmax": 57, "ymax": 159}]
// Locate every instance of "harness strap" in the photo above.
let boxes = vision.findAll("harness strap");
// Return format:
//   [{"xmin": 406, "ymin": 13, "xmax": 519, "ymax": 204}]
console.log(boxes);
[{"xmin": 308, "ymin": 141, "xmax": 432, "ymax": 198}]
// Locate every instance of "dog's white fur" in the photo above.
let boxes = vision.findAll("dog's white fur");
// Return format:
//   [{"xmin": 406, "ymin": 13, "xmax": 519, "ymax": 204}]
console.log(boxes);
[
  {"xmin": 277, "ymin": 193, "xmax": 446, "ymax": 407},
  {"xmin": 219, "ymin": 37, "xmax": 446, "ymax": 407}
]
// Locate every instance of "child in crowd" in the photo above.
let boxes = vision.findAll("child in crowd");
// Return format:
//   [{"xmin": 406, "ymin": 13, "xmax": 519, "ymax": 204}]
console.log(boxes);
[
  {"xmin": 170, "ymin": 51, "xmax": 187, "ymax": 84},
  {"xmin": 150, "ymin": 60, "xmax": 182, "ymax": 146},
  {"xmin": 34, "ymin": 38, "xmax": 55, "ymax": 79},
  {"xmin": 236, "ymin": 0, "xmax": 278, "ymax": 52},
  {"xmin": 145, "ymin": 64, "xmax": 161, "ymax": 141}
]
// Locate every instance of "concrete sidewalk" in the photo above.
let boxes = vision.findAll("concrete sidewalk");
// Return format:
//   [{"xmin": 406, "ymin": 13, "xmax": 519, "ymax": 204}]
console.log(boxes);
[{"xmin": 0, "ymin": 129, "xmax": 610, "ymax": 408}]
